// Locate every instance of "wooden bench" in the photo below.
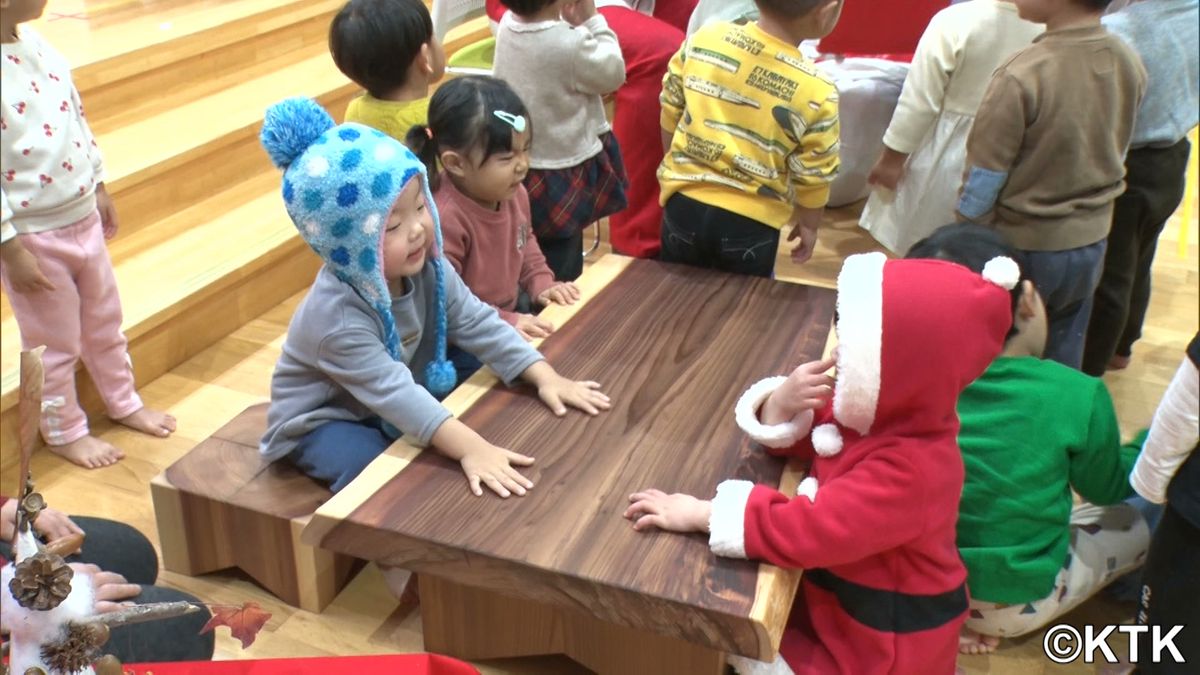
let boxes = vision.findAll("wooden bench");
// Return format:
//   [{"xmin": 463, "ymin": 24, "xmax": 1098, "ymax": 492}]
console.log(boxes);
[{"xmin": 151, "ymin": 403, "xmax": 359, "ymax": 612}]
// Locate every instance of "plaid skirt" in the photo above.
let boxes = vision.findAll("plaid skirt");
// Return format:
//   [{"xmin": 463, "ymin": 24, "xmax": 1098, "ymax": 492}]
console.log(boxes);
[{"xmin": 526, "ymin": 131, "xmax": 628, "ymax": 239}]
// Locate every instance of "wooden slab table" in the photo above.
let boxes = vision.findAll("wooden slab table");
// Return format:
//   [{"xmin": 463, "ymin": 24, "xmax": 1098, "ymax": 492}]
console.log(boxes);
[{"xmin": 303, "ymin": 256, "xmax": 837, "ymax": 674}]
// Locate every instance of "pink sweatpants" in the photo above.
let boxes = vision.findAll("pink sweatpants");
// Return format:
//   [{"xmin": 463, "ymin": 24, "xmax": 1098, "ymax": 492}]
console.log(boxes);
[{"xmin": 1, "ymin": 210, "xmax": 141, "ymax": 444}]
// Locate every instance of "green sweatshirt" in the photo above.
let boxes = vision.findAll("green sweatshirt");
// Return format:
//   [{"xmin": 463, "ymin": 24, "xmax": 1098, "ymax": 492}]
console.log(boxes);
[{"xmin": 956, "ymin": 356, "xmax": 1141, "ymax": 604}]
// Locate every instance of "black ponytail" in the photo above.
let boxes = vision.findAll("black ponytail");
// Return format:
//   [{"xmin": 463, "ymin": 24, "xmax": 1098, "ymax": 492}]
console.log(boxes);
[{"xmin": 406, "ymin": 124, "xmax": 441, "ymax": 191}]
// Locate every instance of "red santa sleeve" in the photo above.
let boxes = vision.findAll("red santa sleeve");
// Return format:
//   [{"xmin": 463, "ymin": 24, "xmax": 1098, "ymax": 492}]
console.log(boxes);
[
  {"xmin": 707, "ymin": 449, "xmax": 927, "ymax": 568},
  {"xmin": 734, "ymin": 376, "xmax": 823, "ymax": 458}
]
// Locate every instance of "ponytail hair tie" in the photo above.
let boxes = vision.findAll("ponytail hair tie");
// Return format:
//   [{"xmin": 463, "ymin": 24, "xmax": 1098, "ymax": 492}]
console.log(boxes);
[{"xmin": 424, "ymin": 126, "xmax": 433, "ymax": 140}]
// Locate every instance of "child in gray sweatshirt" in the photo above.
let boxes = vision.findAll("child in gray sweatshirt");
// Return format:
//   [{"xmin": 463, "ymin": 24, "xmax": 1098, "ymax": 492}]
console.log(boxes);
[{"xmin": 258, "ymin": 98, "xmax": 610, "ymax": 495}]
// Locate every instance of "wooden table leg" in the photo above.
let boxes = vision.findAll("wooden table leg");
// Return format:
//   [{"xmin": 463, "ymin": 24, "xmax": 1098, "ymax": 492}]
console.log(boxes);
[{"xmin": 419, "ymin": 575, "xmax": 726, "ymax": 675}]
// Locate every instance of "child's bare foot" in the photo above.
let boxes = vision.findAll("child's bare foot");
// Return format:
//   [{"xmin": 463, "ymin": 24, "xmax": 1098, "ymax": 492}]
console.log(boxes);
[
  {"xmin": 50, "ymin": 435, "xmax": 125, "ymax": 469},
  {"xmin": 115, "ymin": 406, "xmax": 176, "ymax": 438},
  {"xmin": 959, "ymin": 627, "xmax": 1000, "ymax": 655},
  {"xmin": 1107, "ymin": 354, "xmax": 1131, "ymax": 371}
]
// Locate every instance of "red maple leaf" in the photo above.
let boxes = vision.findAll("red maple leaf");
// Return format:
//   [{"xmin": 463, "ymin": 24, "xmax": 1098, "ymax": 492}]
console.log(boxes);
[{"xmin": 199, "ymin": 602, "xmax": 272, "ymax": 648}]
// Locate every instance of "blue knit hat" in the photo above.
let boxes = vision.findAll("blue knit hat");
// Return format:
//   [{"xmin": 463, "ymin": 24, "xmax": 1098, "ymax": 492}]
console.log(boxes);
[{"xmin": 260, "ymin": 97, "xmax": 456, "ymax": 398}]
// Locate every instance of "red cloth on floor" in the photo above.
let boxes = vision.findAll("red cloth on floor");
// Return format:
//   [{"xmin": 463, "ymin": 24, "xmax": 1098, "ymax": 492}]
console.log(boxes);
[
  {"xmin": 818, "ymin": 0, "xmax": 950, "ymax": 62},
  {"xmin": 599, "ymin": 6, "xmax": 684, "ymax": 257},
  {"xmin": 124, "ymin": 655, "xmax": 478, "ymax": 675}
]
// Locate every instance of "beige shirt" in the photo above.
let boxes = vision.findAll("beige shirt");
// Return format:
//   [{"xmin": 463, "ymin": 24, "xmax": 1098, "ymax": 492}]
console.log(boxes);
[
  {"xmin": 883, "ymin": 1, "xmax": 1042, "ymax": 154},
  {"xmin": 960, "ymin": 24, "xmax": 1146, "ymax": 251}
]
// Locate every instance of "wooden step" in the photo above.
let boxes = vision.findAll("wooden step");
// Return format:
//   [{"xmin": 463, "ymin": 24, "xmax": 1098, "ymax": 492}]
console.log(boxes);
[{"xmin": 34, "ymin": 0, "xmax": 344, "ymax": 128}]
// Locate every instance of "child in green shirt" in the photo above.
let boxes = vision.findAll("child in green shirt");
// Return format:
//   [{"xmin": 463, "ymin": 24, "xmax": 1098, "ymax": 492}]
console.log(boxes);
[
  {"xmin": 907, "ymin": 223, "xmax": 1149, "ymax": 655},
  {"xmin": 330, "ymin": 0, "xmax": 446, "ymax": 143}
]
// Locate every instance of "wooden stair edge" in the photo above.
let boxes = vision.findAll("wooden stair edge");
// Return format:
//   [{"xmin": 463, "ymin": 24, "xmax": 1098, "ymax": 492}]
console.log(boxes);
[{"xmin": 69, "ymin": 0, "xmax": 344, "ymax": 94}]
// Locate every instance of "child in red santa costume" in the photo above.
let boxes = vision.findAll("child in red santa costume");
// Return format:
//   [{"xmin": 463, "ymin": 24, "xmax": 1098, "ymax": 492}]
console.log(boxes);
[{"xmin": 625, "ymin": 250, "xmax": 1018, "ymax": 674}]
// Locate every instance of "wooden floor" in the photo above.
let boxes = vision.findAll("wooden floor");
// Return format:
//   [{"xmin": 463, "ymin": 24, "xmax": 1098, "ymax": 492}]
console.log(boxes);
[{"xmin": 21, "ymin": 198, "xmax": 1196, "ymax": 673}]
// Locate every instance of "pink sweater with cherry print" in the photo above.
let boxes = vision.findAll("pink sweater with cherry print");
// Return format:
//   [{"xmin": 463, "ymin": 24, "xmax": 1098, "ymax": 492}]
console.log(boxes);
[{"xmin": 1, "ymin": 27, "xmax": 105, "ymax": 243}]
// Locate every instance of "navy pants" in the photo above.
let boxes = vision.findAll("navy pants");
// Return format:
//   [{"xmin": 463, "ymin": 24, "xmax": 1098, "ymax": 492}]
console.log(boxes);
[
  {"xmin": 1022, "ymin": 239, "xmax": 1107, "ymax": 369},
  {"xmin": 660, "ymin": 193, "xmax": 780, "ymax": 278},
  {"xmin": 288, "ymin": 418, "xmax": 394, "ymax": 493}
]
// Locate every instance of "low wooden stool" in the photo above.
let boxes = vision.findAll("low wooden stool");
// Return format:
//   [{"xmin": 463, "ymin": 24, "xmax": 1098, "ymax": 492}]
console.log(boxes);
[{"xmin": 150, "ymin": 403, "xmax": 359, "ymax": 612}]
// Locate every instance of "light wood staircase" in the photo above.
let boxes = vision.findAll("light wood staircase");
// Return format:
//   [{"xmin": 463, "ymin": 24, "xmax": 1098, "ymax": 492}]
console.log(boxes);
[{"xmin": 0, "ymin": 0, "xmax": 490, "ymax": 488}]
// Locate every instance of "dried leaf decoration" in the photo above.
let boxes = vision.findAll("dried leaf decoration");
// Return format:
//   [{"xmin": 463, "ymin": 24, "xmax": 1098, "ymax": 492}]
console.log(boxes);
[{"xmin": 199, "ymin": 602, "xmax": 272, "ymax": 648}]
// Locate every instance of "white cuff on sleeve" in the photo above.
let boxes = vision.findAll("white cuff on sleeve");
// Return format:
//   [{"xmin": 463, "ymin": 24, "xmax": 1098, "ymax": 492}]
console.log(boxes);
[
  {"xmin": 709, "ymin": 479, "xmax": 754, "ymax": 559},
  {"xmin": 735, "ymin": 376, "xmax": 812, "ymax": 448}
]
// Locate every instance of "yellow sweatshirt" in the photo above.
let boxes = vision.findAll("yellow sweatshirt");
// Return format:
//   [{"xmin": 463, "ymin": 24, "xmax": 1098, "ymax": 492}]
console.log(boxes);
[
  {"xmin": 658, "ymin": 21, "xmax": 840, "ymax": 229},
  {"xmin": 343, "ymin": 94, "xmax": 430, "ymax": 144}
]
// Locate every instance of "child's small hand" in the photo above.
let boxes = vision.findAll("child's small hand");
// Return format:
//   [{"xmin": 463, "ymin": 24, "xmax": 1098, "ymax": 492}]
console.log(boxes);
[
  {"xmin": 762, "ymin": 357, "xmax": 836, "ymax": 426},
  {"xmin": 561, "ymin": 0, "xmax": 597, "ymax": 26},
  {"xmin": 95, "ymin": 182, "xmax": 120, "ymax": 239},
  {"xmin": 460, "ymin": 441, "xmax": 536, "ymax": 498},
  {"xmin": 785, "ymin": 206, "xmax": 823, "ymax": 264},
  {"xmin": 624, "ymin": 489, "xmax": 711, "ymax": 533},
  {"xmin": 0, "ymin": 239, "xmax": 56, "ymax": 293},
  {"xmin": 537, "ymin": 373, "xmax": 610, "ymax": 417},
  {"xmin": 537, "ymin": 282, "xmax": 581, "ymax": 306},
  {"xmin": 867, "ymin": 148, "xmax": 908, "ymax": 192},
  {"xmin": 516, "ymin": 313, "xmax": 555, "ymax": 341}
]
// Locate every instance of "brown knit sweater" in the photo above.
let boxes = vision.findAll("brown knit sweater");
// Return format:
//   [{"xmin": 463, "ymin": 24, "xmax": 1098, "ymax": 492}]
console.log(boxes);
[{"xmin": 959, "ymin": 24, "xmax": 1146, "ymax": 251}]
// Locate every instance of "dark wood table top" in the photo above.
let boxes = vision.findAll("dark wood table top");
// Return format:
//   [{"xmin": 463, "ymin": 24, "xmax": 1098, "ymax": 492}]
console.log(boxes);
[{"xmin": 305, "ymin": 256, "xmax": 836, "ymax": 660}]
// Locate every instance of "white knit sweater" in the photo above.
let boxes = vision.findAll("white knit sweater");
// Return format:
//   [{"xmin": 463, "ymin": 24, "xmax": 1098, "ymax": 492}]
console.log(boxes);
[
  {"xmin": 1, "ymin": 27, "xmax": 105, "ymax": 243},
  {"xmin": 493, "ymin": 13, "xmax": 625, "ymax": 169}
]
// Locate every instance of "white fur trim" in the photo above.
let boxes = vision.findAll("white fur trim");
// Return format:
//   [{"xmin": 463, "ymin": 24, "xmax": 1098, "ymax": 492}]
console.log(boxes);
[
  {"xmin": 796, "ymin": 476, "xmax": 819, "ymax": 503},
  {"xmin": 832, "ymin": 252, "xmax": 884, "ymax": 435},
  {"xmin": 727, "ymin": 653, "xmax": 797, "ymax": 675},
  {"xmin": 709, "ymin": 480, "xmax": 755, "ymax": 559},
  {"xmin": 735, "ymin": 377, "xmax": 814, "ymax": 448},
  {"xmin": 982, "ymin": 256, "xmax": 1020, "ymax": 290},
  {"xmin": 810, "ymin": 423, "xmax": 843, "ymax": 457}
]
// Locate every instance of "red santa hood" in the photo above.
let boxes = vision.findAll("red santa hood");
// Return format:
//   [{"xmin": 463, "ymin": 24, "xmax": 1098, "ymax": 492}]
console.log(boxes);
[{"xmin": 830, "ymin": 252, "xmax": 1015, "ymax": 441}]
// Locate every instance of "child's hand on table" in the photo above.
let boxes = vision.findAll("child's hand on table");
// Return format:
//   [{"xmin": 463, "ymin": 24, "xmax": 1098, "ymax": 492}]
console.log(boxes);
[
  {"xmin": 516, "ymin": 313, "xmax": 555, "ymax": 341},
  {"xmin": 432, "ymin": 419, "xmax": 536, "ymax": 498},
  {"xmin": 624, "ymin": 490, "xmax": 711, "ymax": 533},
  {"xmin": 537, "ymin": 282, "xmax": 581, "ymax": 306},
  {"xmin": 522, "ymin": 361, "xmax": 610, "ymax": 417},
  {"xmin": 762, "ymin": 357, "xmax": 835, "ymax": 425}
]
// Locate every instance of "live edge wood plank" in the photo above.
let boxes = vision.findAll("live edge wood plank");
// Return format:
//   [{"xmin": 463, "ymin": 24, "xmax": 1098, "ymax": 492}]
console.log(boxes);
[{"xmin": 305, "ymin": 256, "xmax": 836, "ymax": 661}]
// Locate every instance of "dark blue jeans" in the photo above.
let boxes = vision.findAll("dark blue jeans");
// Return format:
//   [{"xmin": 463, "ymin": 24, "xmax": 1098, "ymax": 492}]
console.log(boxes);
[
  {"xmin": 288, "ymin": 417, "xmax": 394, "ymax": 492},
  {"xmin": 660, "ymin": 193, "xmax": 780, "ymax": 278},
  {"xmin": 1022, "ymin": 239, "xmax": 1107, "ymax": 369}
]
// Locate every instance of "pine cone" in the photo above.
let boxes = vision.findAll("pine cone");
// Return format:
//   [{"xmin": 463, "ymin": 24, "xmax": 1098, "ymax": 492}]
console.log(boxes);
[
  {"xmin": 40, "ymin": 622, "xmax": 109, "ymax": 674},
  {"xmin": 8, "ymin": 552, "xmax": 73, "ymax": 611}
]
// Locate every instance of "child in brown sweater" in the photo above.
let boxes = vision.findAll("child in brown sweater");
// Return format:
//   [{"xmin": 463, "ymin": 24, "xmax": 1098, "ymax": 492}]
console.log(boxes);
[{"xmin": 957, "ymin": 0, "xmax": 1145, "ymax": 369}]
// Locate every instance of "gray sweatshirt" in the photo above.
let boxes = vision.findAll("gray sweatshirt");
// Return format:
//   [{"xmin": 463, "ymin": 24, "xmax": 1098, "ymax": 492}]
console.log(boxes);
[{"xmin": 260, "ymin": 260, "xmax": 544, "ymax": 461}]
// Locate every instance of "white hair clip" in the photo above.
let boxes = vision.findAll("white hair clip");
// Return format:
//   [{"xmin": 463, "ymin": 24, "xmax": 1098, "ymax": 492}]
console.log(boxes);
[{"xmin": 494, "ymin": 110, "xmax": 527, "ymax": 133}]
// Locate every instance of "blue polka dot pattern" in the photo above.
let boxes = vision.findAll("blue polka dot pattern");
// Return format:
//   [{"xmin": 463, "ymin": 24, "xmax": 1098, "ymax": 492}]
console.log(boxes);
[
  {"xmin": 330, "ymin": 246, "xmax": 351, "ymax": 266},
  {"xmin": 341, "ymin": 149, "xmax": 363, "ymax": 171},
  {"xmin": 337, "ymin": 183, "xmax": 359, "ymax": 208},
  {"xmin": 282, "ymin": 179, "xmax": 295, "ymax": 204},
  {"xmin": 372, "ymin": 172, "xmax": 393, "ymax": 199},
  {"xmin": 401, "ymin": 167, "xmax": 419, "ymax": 187},
  {"xmin": 358, "ymin": 247, "xmax": 376, "ymax": 272},
  {"xmin": 331, "ymin": 217, "xmax": 353, "ymax": 238},
  {"xmin": 338, "ymin": 128, "xmax": 361, "ymax": 142},
  {"xmin": 303, "ymin": 189, "xmax": 323, "ymax": 211}
]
